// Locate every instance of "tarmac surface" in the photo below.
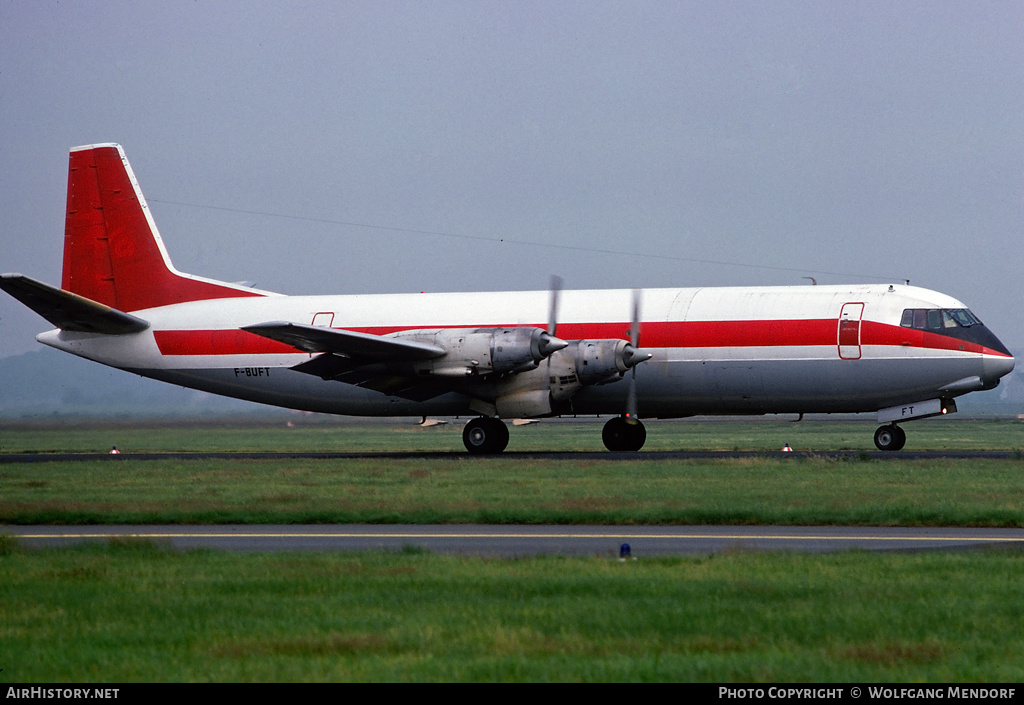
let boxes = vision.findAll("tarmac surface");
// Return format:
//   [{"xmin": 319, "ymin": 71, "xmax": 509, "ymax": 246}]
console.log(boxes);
[
  {"xmin": 8, "ymin": 524, "xmax": 1024, "ymax": 556},
  {"xmin": 6, "ymin": 449, "xmax": 1020, "ymax": 556}
]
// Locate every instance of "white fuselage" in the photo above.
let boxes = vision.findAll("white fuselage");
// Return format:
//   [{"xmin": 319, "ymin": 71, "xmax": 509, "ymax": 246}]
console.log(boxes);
[{"xmin": 37, "ymin": 282, "xmax": 1015, "ymax": 419}]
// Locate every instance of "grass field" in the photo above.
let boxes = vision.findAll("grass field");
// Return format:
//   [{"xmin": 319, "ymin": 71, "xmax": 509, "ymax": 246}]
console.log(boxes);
[
  {"xmin": 1, "ymin": 418, "xmax": 1023, "ymax": 526},
  {"xmin": 2, "ymin": 417, "xmax": 1023, "ymax": 682},
  {"xmin": 2, "ymin": 455, "xmax": 1024, "ymax": 526},
  {"xmin": 2, "ymin": 540, "xmax": 1023, "ymax": 682},
  {"xmin": 3, "ymin": 415, "xmax": 1023, "ymax": 454}
]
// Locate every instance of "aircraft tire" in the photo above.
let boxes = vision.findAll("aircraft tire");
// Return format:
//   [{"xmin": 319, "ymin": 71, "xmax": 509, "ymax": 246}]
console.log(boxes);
[
  {"xmin": 874, "ymin": 424, "xmax": 907, "ymax": 451},
  {"xmin": 602, "ymin": 417, "xmax": 647, "ymax": 452},
  {"xmin": 463, "ymin": 417, "xmax": 509, "ymax": 454}
]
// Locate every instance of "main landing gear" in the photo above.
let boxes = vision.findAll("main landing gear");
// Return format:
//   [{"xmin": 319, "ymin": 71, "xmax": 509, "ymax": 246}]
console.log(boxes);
[
  {"xmin": 462, "ymin": 416, "xmax": 649, "ymax": 453},
  {"xmin": 462, "ymin": 417, "xmax": 509, "ymax": 454},
  {"xmin": 873, "ymin": 424, "xmax": 907, "ymax": 451},
  {"xmin": 465, "ymin": 417, "xmax": 902, "ymax": 453},
  {"xmin": 602, "ymin": 417, "xmax": 647, "ymax": 452}
]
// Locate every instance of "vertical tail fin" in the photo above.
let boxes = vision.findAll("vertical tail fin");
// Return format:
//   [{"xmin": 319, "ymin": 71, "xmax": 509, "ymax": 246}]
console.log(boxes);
[{"xmin": 62, "ymin": 143, "xmax": 263, "ymax": 312}]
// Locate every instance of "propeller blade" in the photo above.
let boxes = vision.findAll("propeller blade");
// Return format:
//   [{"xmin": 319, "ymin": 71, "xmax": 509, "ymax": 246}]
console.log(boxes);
[
  {"xmin": 548, "ymin": 275, "xmax": 563, "ymax": 337},
  {"xmin": 625, "ymin": 367, "xmax": 639, "ymax": 422},
  {"xmin": 630, "ymin": 288, "xmax": 641, "ymax": 347},
  {"xmin": 625, "ymin": 287, "xmax": 642, "ymax": 423},
  {"xmin": 544, "ymin": 276, "xmax": 565, "ymax": 398}
]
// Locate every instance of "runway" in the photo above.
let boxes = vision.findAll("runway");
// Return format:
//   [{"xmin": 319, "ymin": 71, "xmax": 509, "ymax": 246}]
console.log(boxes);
[
  {"xmin": 7, "ymin": 525, "xmax": 1024, "ymax": 556},
  {"xmin": 6, "ymin": 450, "xmax": 1021, "ymax": 556}
]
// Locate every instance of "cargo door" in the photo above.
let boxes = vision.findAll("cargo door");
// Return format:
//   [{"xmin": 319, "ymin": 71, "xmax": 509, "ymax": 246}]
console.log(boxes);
[
  {"xmin": 311, "ymin": 312, "xmax": 335, "ymax": 328},
  {"xmin": 308, "ymin": 312, "xmax": 335, "ymax": 357},
  {"xmin": 838, "ymin": 303, "xmax": 864, "ymax": 360}
]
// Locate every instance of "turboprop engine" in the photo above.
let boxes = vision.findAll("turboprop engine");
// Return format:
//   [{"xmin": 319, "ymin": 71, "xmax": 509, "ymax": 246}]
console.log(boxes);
[
  {"xmin": 548, "ymin": 339, "xmax": 648, "ymax": 397},
  {"xmin": 483, "ymin": 338, "xmax": 651, "ymax": 418},
  {"xmin": 393, "ymin": 326, "xmax": 567, "ymax": 378}
]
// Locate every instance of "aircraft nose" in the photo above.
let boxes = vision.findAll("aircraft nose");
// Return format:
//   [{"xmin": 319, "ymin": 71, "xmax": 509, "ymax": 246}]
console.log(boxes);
[{"xmin": 982, "ymin": 354, "xmax": 1015, "ymax": 386}]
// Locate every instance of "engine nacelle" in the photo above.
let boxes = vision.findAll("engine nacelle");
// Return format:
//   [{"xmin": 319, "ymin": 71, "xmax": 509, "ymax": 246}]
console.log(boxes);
[
  {"xmin": 573, "ymin": 339, "xmax": 635, "ymax": 384},
  {"xmin": 491, "ymin": 327, "xmax": 566, "ymax": 373},
  {"xmin": 392, "ymin": 327, "xmax": 566, "ymax": 377},
  {"xmin": 545, "ymin": 339, "xmax": 639, "ymax": 401},
  {"xmin": 490, "ymin": 338, "xmax": 652, "ymax": 414}
]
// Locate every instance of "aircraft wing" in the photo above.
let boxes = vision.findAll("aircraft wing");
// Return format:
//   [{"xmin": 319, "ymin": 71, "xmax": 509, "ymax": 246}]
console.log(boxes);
[
  {"xmin": 245, "ymin": 322, "xmax": 456, "ymax": 401},
  {"xmin": 242, "ymin": 321, "xmax": 446, "ymax": 361},
  {"xmin": 0, "ymin": 273, "xmax": 150, "ymax": 334},
  {"xmin": 286, "ymin": 350, "xmax": 453, "ymax": 401}
]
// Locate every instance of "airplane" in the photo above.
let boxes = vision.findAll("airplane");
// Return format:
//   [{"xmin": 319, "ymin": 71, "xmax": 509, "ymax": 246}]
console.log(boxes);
[{"xmin": 0, "ymin": 143, "xmax": 1016, "ymax": 453}]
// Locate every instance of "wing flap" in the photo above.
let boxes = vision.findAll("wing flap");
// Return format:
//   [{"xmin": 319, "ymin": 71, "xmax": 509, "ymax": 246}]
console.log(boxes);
[
  {"xmin": 242, "ymin": 321, "xmax": 446, "ymax": 361},
  {"xmin": 290, "ymin": 354, "xmax": 451, "ymax": 401},
  {"xmin": 0, "ymin": 273, "xmax": 150, "ymax": 334}
]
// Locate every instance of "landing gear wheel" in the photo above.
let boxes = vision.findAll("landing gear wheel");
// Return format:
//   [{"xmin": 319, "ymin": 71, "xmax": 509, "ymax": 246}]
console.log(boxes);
[
  {"xmin": 463, "ymin": 417, "xmax": 509, "ymax": 454},
  {"xmin": 602, "ymin": 417, "xmax": 647, "ymax": 452},
  {"xmin": 874, "ymin": 424, "xmax": 906, "ymax": 451}
]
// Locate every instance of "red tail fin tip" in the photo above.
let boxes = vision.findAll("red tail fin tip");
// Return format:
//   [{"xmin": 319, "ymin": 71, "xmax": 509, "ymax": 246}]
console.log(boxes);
[{"xmin": 61, "ymin": 143, "xmax": 262, "ymax": 312}]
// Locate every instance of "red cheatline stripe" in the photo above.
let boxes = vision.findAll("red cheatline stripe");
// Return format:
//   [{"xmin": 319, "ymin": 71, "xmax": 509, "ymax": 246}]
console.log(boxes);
[
  {"xmin": 153, "ymin": 319, "xmax": 1004, "ymax": 357},
  {"xmin": 863, "ymin": 321, "xmax": 1006, "ymax": 356},
  {"xmin": 154, "ymin": 330, "xmax": 297, "ymax": 356}
]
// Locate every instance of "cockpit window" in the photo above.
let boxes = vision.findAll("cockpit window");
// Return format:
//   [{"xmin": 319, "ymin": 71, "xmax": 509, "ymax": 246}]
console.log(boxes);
[
  {"xmin": 900, "ymin": 308, "xmax": 980, "ymax": 330},
  {"xmin": 948, "ymin": 309, "xmax": 980, "ymax": 327}
]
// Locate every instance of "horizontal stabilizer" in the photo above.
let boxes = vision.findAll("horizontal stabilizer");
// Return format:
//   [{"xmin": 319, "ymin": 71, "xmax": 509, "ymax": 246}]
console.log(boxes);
[
  {"xmin": 0, "ymin": 273, "xmax": 149, "ymax": 334},
  {"xmin": 242, "ymin": 321, "xmax": 446, "ymax": 361}
]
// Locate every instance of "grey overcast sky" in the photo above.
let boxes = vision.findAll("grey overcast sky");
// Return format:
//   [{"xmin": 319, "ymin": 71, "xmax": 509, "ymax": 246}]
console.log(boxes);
[{"xmin": 1, "ymin": 1, "xmax": 1022, "ymax": 358}]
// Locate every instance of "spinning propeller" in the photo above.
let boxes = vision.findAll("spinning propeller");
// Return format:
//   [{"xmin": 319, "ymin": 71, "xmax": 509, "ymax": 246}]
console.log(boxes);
[
  {"xmin": 547, "ymin": 275, "xmax": 563, "ymax": 340},
  {"xmin": 623, "ymin": 288, "xmax": 651, "ymax": 423}
]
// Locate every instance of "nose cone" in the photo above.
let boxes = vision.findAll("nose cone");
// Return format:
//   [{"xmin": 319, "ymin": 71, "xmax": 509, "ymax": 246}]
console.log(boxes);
[
  {"xmin": 537, "ymin": 332, "xmax": 568, "ymax": 357},
  {"xmin": 964, "ymin": 323, "xmax": 1015, "ymax": 388},
  {"xmin": 621, "ymin": 344, "xmax": 653, "ymax": 369},
  {"xmin": 982, "ymin": 352, "xmax": 1015, "ymax": 388}
]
